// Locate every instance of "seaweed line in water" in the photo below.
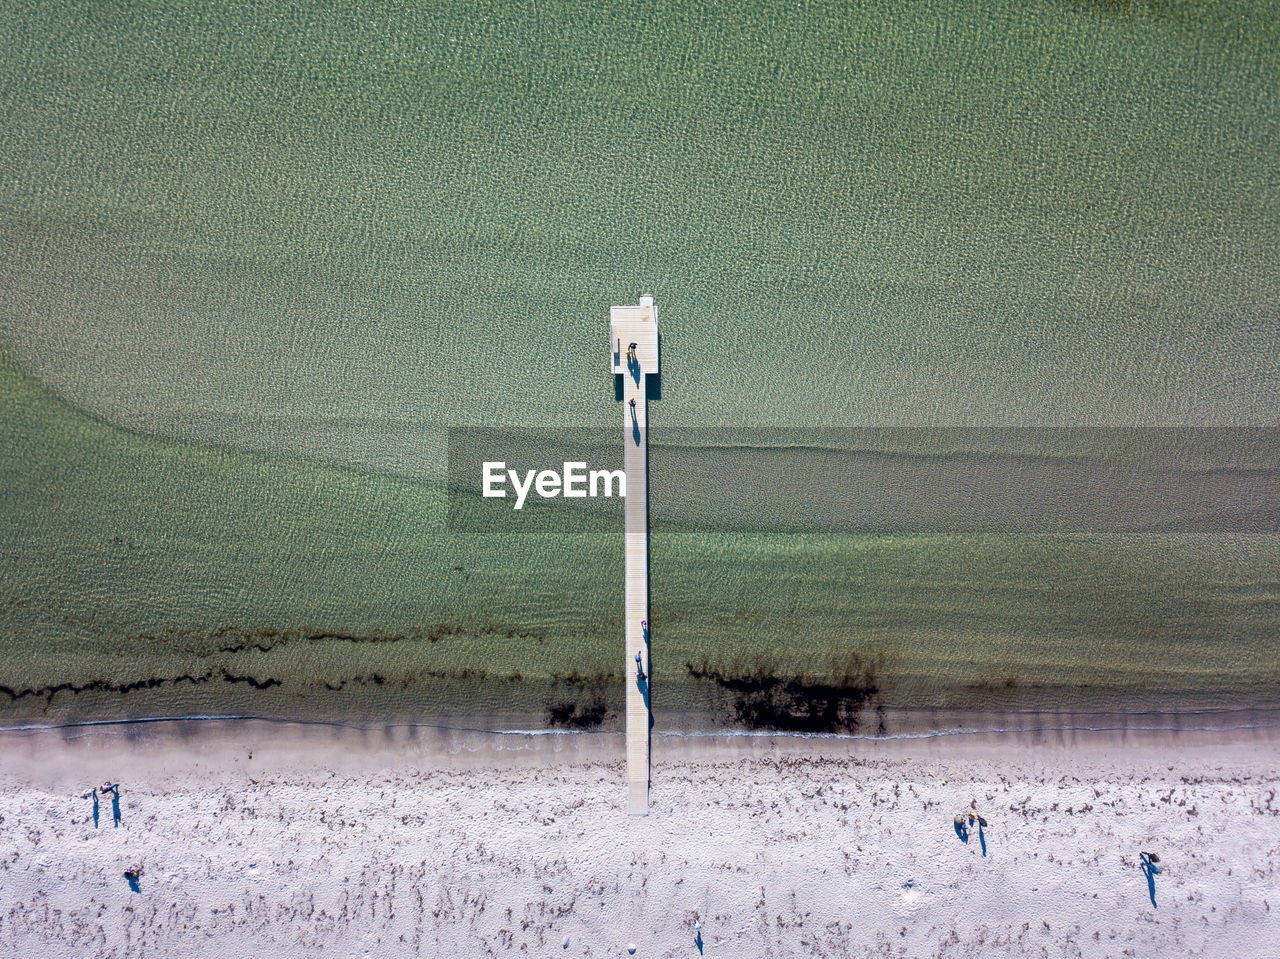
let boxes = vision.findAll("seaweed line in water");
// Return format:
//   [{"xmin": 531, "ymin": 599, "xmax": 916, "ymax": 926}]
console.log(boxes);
[{"xmin": 0, "ymin": 669, "xmax": 281, "ymax": 705}]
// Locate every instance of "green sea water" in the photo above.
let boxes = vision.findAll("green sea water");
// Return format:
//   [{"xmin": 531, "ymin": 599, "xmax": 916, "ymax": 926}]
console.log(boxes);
[
  {"xmin": 1, "ymin": 0, "xmax": 1278, "ymax": 729},
  {"xmin": 3, "ymin": 349, "xmax": 1278, "ymax": 728}
]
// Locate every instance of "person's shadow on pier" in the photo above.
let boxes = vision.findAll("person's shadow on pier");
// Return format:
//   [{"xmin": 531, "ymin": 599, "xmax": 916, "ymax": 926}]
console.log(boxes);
[
  {"xmin": 628, "ymin": 353, "xmax": 641, "ymax": 386},
  {"xmin": 631, "ymin": 409, "xmax": 641, "ymax": 446},
  {"xmin": 1140, "ymin": 852, "xmax": 1160, "ymax": 907},
  {"xmin": 636, "ymin": 674, "xmax": 650, "ymax": 709}
]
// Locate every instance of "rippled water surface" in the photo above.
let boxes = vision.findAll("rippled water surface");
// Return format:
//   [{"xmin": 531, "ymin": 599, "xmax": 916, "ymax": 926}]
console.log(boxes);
[{"xmin": 1, "ymin": 1, "xmax": 1277, "ymax": 729}]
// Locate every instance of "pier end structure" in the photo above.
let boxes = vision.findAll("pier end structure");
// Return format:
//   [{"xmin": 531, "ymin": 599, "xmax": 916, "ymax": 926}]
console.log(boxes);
[{"xmin": 611, "ymin": 296, "xmax": 658, "ymax": 815}]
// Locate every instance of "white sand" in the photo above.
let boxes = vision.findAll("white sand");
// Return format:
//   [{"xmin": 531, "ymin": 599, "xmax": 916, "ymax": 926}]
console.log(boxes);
[{"xmin": 1, "ymin": 720, "xmax": 1277, "ymax": 957}]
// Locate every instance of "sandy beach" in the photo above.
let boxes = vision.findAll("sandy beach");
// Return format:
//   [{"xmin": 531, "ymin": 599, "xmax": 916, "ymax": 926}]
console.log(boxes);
[{"xmin": 1, "ymin": 720, "xmax": 1277, "ymax": 957}]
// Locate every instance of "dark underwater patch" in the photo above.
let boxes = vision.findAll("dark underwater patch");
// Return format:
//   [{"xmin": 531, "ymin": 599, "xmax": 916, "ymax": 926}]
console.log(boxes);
[{"xmin": 686, "ymin": 653, "xmax": 882, "ymax": 734}]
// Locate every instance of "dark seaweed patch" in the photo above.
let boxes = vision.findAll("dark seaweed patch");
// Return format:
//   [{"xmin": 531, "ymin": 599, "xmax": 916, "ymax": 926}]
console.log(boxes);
[
  {"xmin": 686, "ymin": 652, "xmax": 881, "ymax": 734},
  {"xmin": 545, "ymin": 699, "xmax": 609, "ymax": 729},
  {"xmin": 205, "ymin": 622, "xmax": 540, "ymax": 655},
  {"xmin": 0, "ymin": 668, "xmax": 280, "ymax": 704},
  {"xmin": 213, "ymin": 625, "xmax": 465, "ymax": 654},
  {"xmin": 322, "ymin": 673, "xmax": 389, "ymax": 691},
  {"xmin": 220, "ymin": 670, "xmax": 282, "ymax": 690}
]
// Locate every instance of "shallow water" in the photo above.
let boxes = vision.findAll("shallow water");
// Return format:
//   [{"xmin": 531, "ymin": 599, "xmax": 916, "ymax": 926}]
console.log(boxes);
[
  {"xmin": 1, "ymin": 1, "xmax": 1277, "ymax": 729},
  {"xmin": 2, "ymin": 351, "xmax": 1277, "ymax": 729}
]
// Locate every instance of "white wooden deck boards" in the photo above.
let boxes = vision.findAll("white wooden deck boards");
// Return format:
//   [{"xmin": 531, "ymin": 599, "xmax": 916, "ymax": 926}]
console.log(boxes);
[
  {"xmin": 612, "ymin": 297, "xmax": 658, "ymax": 815},
  {"xmin": 623, "ymin": 363, "xmax": 650, "ymax": 814}
]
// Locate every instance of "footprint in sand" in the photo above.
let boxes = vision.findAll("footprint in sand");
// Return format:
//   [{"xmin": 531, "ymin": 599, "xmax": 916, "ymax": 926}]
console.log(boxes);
[{"xmin": 896, "ymin": 878, "xmax": 923, "ymax": 918}]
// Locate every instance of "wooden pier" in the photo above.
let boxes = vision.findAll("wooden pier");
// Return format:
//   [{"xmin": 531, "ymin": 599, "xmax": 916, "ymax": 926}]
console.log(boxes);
[{"xmin": 610, "ymin": 296, "xmax": 658, "ymax": 815}]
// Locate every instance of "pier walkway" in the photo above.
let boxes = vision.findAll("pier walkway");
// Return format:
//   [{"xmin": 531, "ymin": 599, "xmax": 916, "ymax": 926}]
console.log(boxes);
[{"xmin": 610, "ymin": 297, "xmax": 659, "ymax": 815}]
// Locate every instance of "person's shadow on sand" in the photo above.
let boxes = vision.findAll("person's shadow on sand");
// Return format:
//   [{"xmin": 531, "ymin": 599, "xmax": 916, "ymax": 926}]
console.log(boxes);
[
  {"xmin": 978, "ymin": 819, "xmax": 987, "ymax": 857},
  {"xmin": 1140, "ymin": 852, "xmax": 1160, "ymax": 907},
  {"xmin": 88, "ymin": 791, "xmax": 100, "ymax": 829},
  {"xmin": 953, "ymin": 817, "xmax": 969, "ymax": 843},
  {"xmin": 124, "ymin": 871, "xmax": 142, "ymax": 894},
  {"xmin": 112, "ymin": 790, "xmax": 122, "ymax": 828}
]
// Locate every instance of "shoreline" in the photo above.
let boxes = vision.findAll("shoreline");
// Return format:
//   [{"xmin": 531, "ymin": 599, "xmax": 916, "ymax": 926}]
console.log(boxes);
[
  {"xmin": 3, "ymin": 699, "xmax": 1278, "ymax": 737},
  {"xmin": 4, "ymin": 707, "xmax": 1280, "ymax": 789}
]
